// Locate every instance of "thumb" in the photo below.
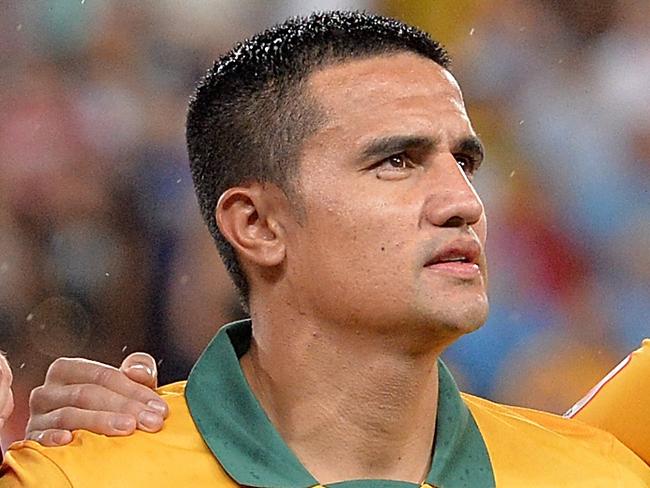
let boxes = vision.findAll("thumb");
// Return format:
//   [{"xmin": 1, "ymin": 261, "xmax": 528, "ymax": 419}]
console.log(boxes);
[{"xmin": 119, "ymin": 352, "xmax": 158, "ymax": 390}]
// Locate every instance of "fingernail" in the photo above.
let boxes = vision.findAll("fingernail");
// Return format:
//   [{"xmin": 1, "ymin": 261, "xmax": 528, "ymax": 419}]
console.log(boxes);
[
  {"xmin": 147, "ymin": 400, "xmax": 167, "ymax": 416},
  {"xmin": 110, "ymin": 416, "xmax": 135, "ymax": 433},
  {"xmin": 129, "ymin": 363, "xmax": 153, "ymax": 377},
  {"xmin": 52, "ymin": 431, "xmax": 72, "ymax": 445},
  {"xmin": 137, "ymin": 410, "xmax": 162, "ymax": 430}
]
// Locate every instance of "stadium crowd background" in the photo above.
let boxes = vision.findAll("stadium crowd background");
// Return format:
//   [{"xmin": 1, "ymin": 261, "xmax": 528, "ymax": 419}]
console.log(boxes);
[{"xmin": 0, "ymin": 0, "xmax": 648, "ymax": 446}]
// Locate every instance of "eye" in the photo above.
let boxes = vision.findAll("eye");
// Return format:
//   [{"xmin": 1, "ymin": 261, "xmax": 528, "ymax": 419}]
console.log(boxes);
[
  {"xmin": 372, "ymin": 153, "xmax": 417, "ymax": 180},
  {"xmin": 386, "ymin": 153, "xmax": 411, "ymax": 169},
  {"xmin": 455, "ymin": 155, "xmax": 480, "ymax": 177},
  {"xmin": 379, "ymin": 153, "xmax": 416, "ymax": 171}
]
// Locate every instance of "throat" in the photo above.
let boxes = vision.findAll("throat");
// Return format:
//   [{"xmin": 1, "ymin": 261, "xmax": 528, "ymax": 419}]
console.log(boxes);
[
  {"xmin": 288, "ymin": 399, "xmax": 438, "ymax": 485},
  {"xmin": 240, "ymin": 338, "xmax": 440, "ymax": 485}
]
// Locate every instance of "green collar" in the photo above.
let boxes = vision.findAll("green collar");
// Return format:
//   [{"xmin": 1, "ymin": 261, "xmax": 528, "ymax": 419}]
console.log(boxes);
[{"xmin": 186, "ymin": 319, "xmax": 495, "ymax": 488}]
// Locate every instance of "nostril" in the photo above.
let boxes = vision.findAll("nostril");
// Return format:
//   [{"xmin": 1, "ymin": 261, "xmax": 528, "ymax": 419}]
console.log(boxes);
[{"xmin": 441, "ymin": 215, "xmax": 466, "ymax": 228}]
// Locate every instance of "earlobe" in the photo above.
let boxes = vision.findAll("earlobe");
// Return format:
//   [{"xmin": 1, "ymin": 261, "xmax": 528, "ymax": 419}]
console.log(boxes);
[{"xmin": 216, "ymin": 186, "xmax": 286, "ymax": 268}]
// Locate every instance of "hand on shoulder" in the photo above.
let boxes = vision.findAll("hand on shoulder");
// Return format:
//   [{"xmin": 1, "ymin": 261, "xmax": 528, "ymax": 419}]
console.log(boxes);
[{"xmin": 26, "ymin": 352, "xmax": 168, "ymax": 447}]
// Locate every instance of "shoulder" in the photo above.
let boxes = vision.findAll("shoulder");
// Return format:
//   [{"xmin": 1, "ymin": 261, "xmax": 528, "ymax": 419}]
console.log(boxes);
[
  {"xmin": 568, "ymin": 339, "xmax": 650, "ymax": 421},
  {"xmin": 1, "ymin": 382, "xmax": 238, "ymax": 488},
  {"xmin": 567, "ymin": 339, "xmax": 650, "ymax": 465},
  {"xmin": 462, "ymin": 391, "xmax": 605, "ymax": 438},
  {"xmin": 461, "ymin": 392, "xmax": 650, "ymax": 485}
]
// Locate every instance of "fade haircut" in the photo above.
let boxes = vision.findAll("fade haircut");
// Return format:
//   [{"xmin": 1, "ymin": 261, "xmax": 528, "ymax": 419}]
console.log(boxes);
[{"xmin": 186, "ymin": 10, "xmax": 450, "ymax": 307}]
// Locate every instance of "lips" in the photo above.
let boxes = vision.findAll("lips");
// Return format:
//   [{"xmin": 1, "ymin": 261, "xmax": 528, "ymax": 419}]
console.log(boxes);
[{"xmin": 425, "ymin": 239, "xmax": 481, "ymax": 267}]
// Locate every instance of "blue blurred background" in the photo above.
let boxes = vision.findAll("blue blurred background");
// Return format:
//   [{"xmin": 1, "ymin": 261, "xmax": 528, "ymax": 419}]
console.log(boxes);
[{"xmin": 1, "ymin": 0, "xmax": 648, "ymax": 445}]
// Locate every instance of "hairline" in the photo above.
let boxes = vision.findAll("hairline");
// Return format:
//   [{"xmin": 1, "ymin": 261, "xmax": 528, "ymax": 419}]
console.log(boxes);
[{"xmin": 274, "ymin": 48, "xmax": 451, "ymax": 190}]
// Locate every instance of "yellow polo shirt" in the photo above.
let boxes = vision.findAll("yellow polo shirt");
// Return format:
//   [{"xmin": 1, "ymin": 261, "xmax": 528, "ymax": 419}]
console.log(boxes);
[
  {"xmin": 566, "ymin": 339, "xmax": 650, "ymax": 465},
  {"xmin": 2, "ymin": 320, "xmax": 649, "ymax": 487}
]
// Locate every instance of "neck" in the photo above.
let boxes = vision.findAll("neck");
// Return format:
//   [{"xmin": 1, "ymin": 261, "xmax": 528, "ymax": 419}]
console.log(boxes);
[{"xmin": 240, "ymin": 308, "xmax": 443, "ymax": 485}]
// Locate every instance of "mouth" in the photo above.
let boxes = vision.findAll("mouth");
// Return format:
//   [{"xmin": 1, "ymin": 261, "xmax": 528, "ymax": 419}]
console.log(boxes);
[{"xmin": 424, "ymin": 239, "xmax": 482, "ymax": 279}]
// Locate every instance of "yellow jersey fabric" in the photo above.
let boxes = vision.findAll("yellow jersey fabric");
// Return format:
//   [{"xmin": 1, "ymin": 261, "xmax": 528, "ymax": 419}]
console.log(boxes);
[
  {"xmin": 1, "ymin": 321, "xmax": 649, "ymax": 487},
  {"xmin": 566, "ymin": 339, "xmax": 650, "ymax": 465},
  {"xmin": 0, "ymin": 382, "xmax": 238, "ymax": 488},
  {"xmin": 465, "ymin": 395, "xmax": 650, "ymax": 486}
]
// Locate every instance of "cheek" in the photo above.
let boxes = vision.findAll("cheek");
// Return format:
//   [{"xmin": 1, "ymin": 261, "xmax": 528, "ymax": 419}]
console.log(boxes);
[
  {"xmin": 474, "ymin": 214, "xmax": 489, "ymax": 285},
  {"xmin": 475, "ymin": 213, "xmax": 487, "ymax": 246},
  {"xmin": 296, "ymin": 207, "xmax": 417, "ymax": 322},
  {"xmin": 299, "ymin": 196, "xmax": 415, "ymax": 276},
  {"xmin": 294, "ymin": 171, "xmax": 419, "ymax": 302}
]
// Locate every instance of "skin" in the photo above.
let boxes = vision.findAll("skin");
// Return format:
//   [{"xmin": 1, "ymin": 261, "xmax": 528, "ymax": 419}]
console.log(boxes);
[
  {"xmin": 0, "ymin": 354, "xmax": 14, "ymax": 431},
  {"xmin": 25, "ymin": 353, "xmax": 167, "ymax": 446},
  {"xmin": 218, "ymin": 52, "xmax": 488, "ymax": 484}
]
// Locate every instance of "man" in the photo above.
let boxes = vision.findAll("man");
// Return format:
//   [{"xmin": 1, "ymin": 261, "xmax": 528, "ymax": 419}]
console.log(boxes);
[{"xmin": 2, "ymin": 11, "xmax": 649, "ymax": 487}]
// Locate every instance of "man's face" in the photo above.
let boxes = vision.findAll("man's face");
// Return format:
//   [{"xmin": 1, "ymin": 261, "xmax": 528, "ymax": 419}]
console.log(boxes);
[{"xmin": 283, "ymin": 52, "xmax": 488, "ymax": 342}]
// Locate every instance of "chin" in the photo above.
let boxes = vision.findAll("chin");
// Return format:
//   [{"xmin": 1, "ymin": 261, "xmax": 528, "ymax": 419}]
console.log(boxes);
[{"xmin": 417, "ymin": 297, "xmax": 489, "ymax": 338}]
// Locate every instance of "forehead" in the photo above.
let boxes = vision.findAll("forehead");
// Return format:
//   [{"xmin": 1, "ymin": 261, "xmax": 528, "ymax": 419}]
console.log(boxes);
[{"xmin": 306, "ymin": 52, "xmax": 472, "ymax": 143}]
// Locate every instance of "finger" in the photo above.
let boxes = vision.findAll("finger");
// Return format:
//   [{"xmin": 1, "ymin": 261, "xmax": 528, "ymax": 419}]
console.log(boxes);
[
  {"xmin": 27, "ymin": 408, "xmax": 141, "ymax": 436},
  {"xmin": 26, "ymin": 429, "xmax": 73, "ymax": 447},
  {"xmin": 0, "ymin": 353, "xmax": 14, "ymax": 422},
  {"xmin": 29, "ymin": 384, "xmax": 164, "ymax": 423},
  {"xmin": 46, "ymin": 358, "xmax": 119, "ymax": 385},
  {"xmin": 45, "ymin": 358, "xmax": 164, "ymax": 409},
  {"xmin": 0, "ymin": 389, "xmax": 14, "ymax": 424},
  {"xmin": 120, "ymin": 353, "xmax": 158, "ymax": 390},
  {"xmin": 0, "ymin": 353, "xmax": 12, "ymax": 386}
]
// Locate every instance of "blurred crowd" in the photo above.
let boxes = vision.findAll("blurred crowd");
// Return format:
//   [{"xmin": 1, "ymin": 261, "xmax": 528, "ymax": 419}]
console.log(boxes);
[{"xmin": 0, "ymin": 0, "xmax": 647, "ymax": 445}]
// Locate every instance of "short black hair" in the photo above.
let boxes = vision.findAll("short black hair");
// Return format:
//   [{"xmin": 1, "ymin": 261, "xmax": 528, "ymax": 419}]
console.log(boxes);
[{"xmin": 186, "ymin": 10, "xmax": 450, "ymax": 307}]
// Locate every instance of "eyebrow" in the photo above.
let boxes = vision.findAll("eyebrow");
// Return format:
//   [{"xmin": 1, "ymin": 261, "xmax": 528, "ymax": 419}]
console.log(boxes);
[
  {"xmin": 453, "ymin": 136, "xmax": 485, "ymax": 161},
  {"xmin": 360, "ymin": 135, "xmax": 439, "ymax": 160},
  {"xmin": 359, "ymin": 134, "xmax": 485, "ymax": 163}
]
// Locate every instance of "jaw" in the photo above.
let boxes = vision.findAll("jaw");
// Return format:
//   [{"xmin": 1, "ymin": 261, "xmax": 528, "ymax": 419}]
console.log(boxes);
[{"xmin": 412, "ymin": 275, "xmax": 489, "ymax": 336}]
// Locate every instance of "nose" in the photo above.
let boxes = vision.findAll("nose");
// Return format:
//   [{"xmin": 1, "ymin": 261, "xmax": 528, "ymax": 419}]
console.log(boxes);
[{"xmin": 419, "ymin": 156, "xmax": 484, "ymax": 229}]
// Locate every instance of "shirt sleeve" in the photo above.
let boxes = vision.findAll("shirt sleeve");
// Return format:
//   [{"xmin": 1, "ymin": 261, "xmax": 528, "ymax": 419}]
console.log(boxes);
[
  {"xmin": 0, "ymin": 444, "xmax": 72, "ymax": 488},
  {"xmin": 566, "ymin": 339, "xmax": 650, "ymax": 465}
]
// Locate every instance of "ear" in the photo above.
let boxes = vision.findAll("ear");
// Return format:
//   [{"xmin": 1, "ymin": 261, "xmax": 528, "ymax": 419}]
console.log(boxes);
[{"xmin": 215, "ymin": 184, "xmax": 287, "ymax": 269}]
